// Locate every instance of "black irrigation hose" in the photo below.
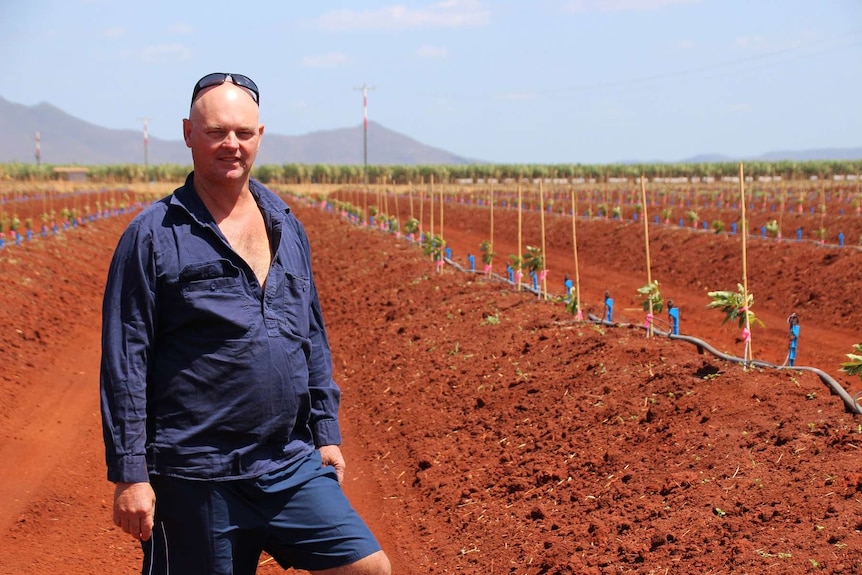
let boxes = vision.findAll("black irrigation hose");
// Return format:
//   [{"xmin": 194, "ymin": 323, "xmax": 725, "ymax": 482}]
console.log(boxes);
[
  {"xmin": 350, "ymin": 216, "xmax": 862, "ymax": 416},
  {"xmin": 668, "ymin": 332, "xmax": 862, "ymax": 416},
  {"xmin": 584, "ymin": 313, "xmax": 862, "ymax": 416}
]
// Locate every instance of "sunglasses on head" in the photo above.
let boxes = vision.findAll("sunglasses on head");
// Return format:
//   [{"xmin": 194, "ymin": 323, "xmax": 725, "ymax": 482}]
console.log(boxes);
[{"xmin": 191, "ymin": 73, "xmax": 259, "ymax": 106}]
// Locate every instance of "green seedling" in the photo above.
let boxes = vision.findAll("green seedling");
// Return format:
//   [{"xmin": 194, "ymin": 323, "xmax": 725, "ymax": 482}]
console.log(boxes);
[
  {"xmin": 637, "ymin": 280, "xmax": 664, "ymax": 313},
  {"xmin": 707, "ymin": 284, "xmax": 764, "ymax": 329},
  {"xmin": 479, "ymin": 239, "xmax": 495, "ymax": 265},
  {"xmin": 840, "ymin": 343, "xmax": 862, "ymax": 380}
]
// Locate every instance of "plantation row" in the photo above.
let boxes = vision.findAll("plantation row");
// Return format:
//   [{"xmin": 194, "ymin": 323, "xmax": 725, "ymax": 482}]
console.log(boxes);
[
  {"xmin": 318, "ymin": 190, "xmax": 862, "ymax": 393},
  {"xmin": 0, "ymin": 186, "xmax": 163, "ymax": 238},
  {"xmin": 0, "ymin": 187, "xmax": 157, "ymax": 247},
  {"xmin": 3, "ymin": 179, "xmax": 861, "ymax": 248},
  {"xmin": 2, "ymin": 178, "xmax": 860, "ymax": 387},
  {"xmin": 2, "ymin": 157, "xmax": 862, "ymax": 185},
  {"xmin": 329, "ymin": 180, "xmax": 862, "ymax": 247}
]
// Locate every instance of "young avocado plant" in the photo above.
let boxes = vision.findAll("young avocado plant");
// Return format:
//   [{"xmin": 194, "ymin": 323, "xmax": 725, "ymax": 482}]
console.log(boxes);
[
  {"xmin": 765, "ymin": 219, "xmax": 781, "ymax": 239},
  {"xmin": 403, "ymin": 217, "xmax": 420, "ymax": 237},
  {"xmin": 509, "ymin": 246, "xmax": 544, "ymax": 296},
  {"xmin": 707, "ymin": 283, "xmax": 764, "ymax": 329},
  {"xmin": 422, "ymin": 233, "xmax": 445, "ymax": 261},
  {"xmin": 840, "ymin": 344, "xmax": 862, "ymax": 380},
  {"xmin": 637, "ymin": 280, "xmax": 664, "ymax": 313},
  {"xmin": 564, "ymin": 296, "xmax": 581, "ymax": 316},
  {"xmin": 521, "ymin": 245, "xmax": 544, "ymax": 276},
  {"xmin": 479, "ymin": 239, "xmax": 495, "ymax": 266},
  {"xmin": 707, "ymin": 283, "xmax": 764, "ymax": 365}
]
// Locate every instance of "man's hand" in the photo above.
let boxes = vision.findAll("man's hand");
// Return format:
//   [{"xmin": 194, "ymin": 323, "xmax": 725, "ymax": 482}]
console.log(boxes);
[
  {"xmin": 113, "ymin": 482, "xmax": 156, "ymax": 541},
  {"xmin": 318, "ymin": 444, "xmax": 346, "ymax": 485}
]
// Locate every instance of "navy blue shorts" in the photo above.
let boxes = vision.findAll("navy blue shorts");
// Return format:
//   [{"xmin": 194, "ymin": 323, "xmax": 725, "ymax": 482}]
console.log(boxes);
[{"xmin": 142, "ymin": 451, "xmax": 381, "ymax": 575}]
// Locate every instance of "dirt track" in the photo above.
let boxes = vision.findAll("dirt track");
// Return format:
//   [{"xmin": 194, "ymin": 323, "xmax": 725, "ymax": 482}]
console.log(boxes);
[{"xmin": 1, "ymin": 193, "xmax": 861, "ymax": 574}]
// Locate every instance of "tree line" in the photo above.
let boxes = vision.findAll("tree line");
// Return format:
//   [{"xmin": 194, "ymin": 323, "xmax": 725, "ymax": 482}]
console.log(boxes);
[{"xmin": 1, "ymin": 159, "xmax": 860, "ymax": 185}]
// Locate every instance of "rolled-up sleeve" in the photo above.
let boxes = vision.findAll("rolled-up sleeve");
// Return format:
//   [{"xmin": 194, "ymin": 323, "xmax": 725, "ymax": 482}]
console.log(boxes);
[{"xmin": 100, "ymin": 219, "xmax": 156, "ymax": 483}]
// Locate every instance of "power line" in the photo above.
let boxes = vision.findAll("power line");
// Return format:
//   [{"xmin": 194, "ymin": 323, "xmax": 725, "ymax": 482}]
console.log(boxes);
[
  {"xmin": 353, "ymin": 83, "xmax": 375, "ymax": 184},
  {"xmin": 137, "ymin": 117, "xmax": 151, "ymax": 178},
  {"xmin": 406, "ymin": 29, "xmax": 862, "ymax": 101},
  {"xmin": 537, "ymin": 30, "xmax": 862, "ymax": 97}
]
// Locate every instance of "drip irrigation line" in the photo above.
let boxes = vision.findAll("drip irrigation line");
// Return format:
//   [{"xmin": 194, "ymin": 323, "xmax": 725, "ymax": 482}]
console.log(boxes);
[
  {"xmin": 455, "ymin": 250, "xmax": 861, "ymax": 415},
  {"xmin": 326, "ymin": 201, "xmax": 862, "ymax": 416},
  {"xmin": 668, "ymin": 332, "xmax": 862, "ymax": 416},
  {"xmin": 584, "ymin": 312, "xmax": 862, "ymax": 416}
]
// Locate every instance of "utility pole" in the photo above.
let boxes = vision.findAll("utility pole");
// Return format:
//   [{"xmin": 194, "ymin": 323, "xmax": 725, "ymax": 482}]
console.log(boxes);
[
  {"xmin": 353, "ymin": 83, "xmax": 375, "ymax": 185},
  {"xmin": 35, "ymin": 131, "xmax": 41, "ymax": 166},
  {"xmin": 137, "ymin": 117, "xmax": 151, "ymax": 181}
]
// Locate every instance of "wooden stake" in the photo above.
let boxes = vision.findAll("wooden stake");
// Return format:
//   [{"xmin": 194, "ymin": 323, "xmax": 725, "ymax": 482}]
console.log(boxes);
[
  {"xmin": 362, "ymin": 186, "xmax": 368, "ymax": 226},
  {"xmin": 739, "ymin": 163, "xmax": 752, "ymax": 365},
  {"xmin": 857, "ymin": 172, "xmax": 861, "ymax": 215},
  {"xmin": 778, "ymin": 188, "xmax": 786, "ymax": 241},
  {"xmin": 419, "ymin": 177, "xmax": 424, "ymax": 235},
  {"xmin": 641, "ymin": 175, "xmax": 654, "ymax": 338},
  {"xmin": 490, "ymin": 182, "xmax": 495, "ymax": 274},
  {"xmin": 439, "ymin": 181, "xmax": 444, "ymax": 247},
  {"xmin": 570, "ymin": 189, "xmax": 582, "ymax": 319},
  {"xmin": 409, "ymin": 182, "xmax": 414, "ymax": 221},
  {"xmin": 428, "ymin": 174, "xmax": 434, "ymax": 240},
  {"xmin": 393, "ymin": 186, "xmax": 400, "ymax": 233},
  {"xmin": 517, "ymin": 183, "xmax": 523, "ymax": 290},
  {"xmin": 539, "ymin": 180, "xmax": 548, "ymax": 299},
  {"xmin": 439, "ymin": 181, "xmax": 445, "ymax": 271},
  {"xmin": 819, "ymin": 182, "xmax": 826, "ymax": 244},
  {"xmin": 376, "ymin": 181, "xmax": 382, "ymax": 223},
  {"xmin": 383, "ymin": 176, "xmax": 390, "ymax": 218}
]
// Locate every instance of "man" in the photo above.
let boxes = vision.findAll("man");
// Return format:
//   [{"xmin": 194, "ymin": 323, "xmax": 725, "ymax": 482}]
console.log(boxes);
[{"xmin": 100, "ymin": 73, "xmax": 391, "ymax": 575}]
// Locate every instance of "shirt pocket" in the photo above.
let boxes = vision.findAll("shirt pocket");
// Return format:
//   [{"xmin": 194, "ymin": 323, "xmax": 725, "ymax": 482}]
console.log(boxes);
[
  {"xmin": 281, "ymin": 271, "xmax": 311, "ymax": 337},
  {"xmin": 178, "ymin": 259, "xmax": 254, "ymax": 337}
]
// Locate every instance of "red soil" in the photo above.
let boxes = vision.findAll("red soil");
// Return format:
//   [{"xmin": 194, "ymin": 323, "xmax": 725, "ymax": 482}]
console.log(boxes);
[{"xmin": 1, "ymin": 189, "xmax": 861, "ymax": 574}]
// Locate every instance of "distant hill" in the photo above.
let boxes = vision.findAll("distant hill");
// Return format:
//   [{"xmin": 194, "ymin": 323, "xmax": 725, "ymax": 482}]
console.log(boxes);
[
  {"xmin": 681, "ymin": 149, "xmax": 862, "ymax": 163},
  {"xmin": 1, "ymin": 95, "xmax": 860, "ymax": 166},
  {"xmin": 0, "ymin": 96, "xmax": 478, "ymax": 166}
]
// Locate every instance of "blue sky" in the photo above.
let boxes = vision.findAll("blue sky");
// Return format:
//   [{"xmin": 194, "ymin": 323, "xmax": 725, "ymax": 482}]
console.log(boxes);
[{"xmin": 1, "ymin": 0, "xmax": 860, "ymax": 164}]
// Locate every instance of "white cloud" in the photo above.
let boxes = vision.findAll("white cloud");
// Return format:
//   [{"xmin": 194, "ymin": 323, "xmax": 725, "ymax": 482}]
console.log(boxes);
[
  {"xmin": 496, "ymin": 92, "xmax": 536, "ymax": 101},
  {"xmin": 315, "ymin": 0, "xmax": 491, "ymax": 31},
  {"xmin": 676, "ymin": 39, "xmax": 695, "ymax": 50},
  {"xmin": 734, "ymin": 35, "xmax": 768, "ymax": 50},
  {"xmin": 417, "ymin": 45, "xmax": 449, "ymax": 59},
  {"xmin": 137, "ymin": 44, "xmax": 192, "ymax": 62},
  {"xmin": 727, "ymin": 103, "xmax": 751, "ymax": 114},
  {"xmin": 166, "ymin": 23, "xmax": 195, "ymax": 35},
  {"xmin": 732, "ymin": 31, "xmax": 818, "ymax": 55},
  {"xmin": 102, "ymin": 26, "xmax": 125, "ymax": 38},
  {"xmin": 564, "ymin": 0, "xmax": 700, "ymax": 13},
  {"xmin": 300, "ymin": 52, "xmax": 349, "ymax": 68}
]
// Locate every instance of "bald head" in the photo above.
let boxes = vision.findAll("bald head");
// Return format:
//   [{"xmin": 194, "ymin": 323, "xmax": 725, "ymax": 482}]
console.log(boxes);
[
  {"xmin": 189, "ymin": 82, "xmax": 260, "ymax": 123},
  {"xmin": 182, "ymin": 80, "xmax": 264, "ymax": 188}
]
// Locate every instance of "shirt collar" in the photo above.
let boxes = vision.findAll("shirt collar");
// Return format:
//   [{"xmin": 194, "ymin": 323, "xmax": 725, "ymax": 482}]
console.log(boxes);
[{"xmin": 169, "ymin": 172, "xmax": 291, "ymax": 227}]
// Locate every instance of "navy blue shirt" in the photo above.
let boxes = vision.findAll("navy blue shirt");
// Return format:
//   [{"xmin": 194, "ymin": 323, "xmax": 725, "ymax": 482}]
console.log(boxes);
[{"xmin": 100, "ymin": 174, "xmax": 341, "ymax": 483}]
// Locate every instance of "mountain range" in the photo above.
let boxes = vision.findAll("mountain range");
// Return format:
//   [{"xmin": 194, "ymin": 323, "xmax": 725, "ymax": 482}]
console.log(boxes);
[
  {"xmin": 0, "ymin": 95, "xmax": 477, "ymax": 166},
  {"xmin": 1, "ymin": 95, "xmax": 860, "ymax": 166}
]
